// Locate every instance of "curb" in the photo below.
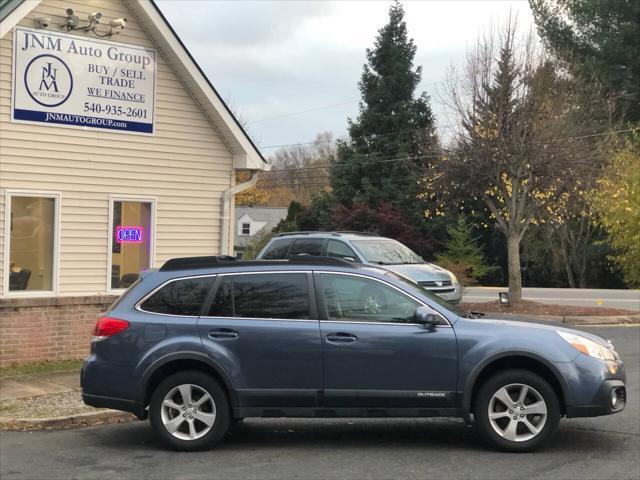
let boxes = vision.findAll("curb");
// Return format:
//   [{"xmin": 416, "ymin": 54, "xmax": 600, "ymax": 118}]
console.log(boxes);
[
  {"xmin": 0, "ymin": 409, "xmax": 137, "ymax": 431},
  {"xmin": 485, "ymin": 313, "xmax": 639, "ymax": 325},
  {"xmin": 562, "ymin": 314, "xmax": 639, "ymax": 325}
]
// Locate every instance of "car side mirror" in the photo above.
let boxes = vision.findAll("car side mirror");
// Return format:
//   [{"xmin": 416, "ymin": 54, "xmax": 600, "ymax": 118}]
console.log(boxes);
[{"xmin": 414, "ymin": 306, "xmax": 445, "ymax": 327}]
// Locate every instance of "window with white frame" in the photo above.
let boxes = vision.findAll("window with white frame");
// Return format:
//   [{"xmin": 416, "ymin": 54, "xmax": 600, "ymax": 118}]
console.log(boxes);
[
  {"xmin": 110, "ymin": 199, "xmax": 154, "ymax": 290},
  {"xmin": 241, "ymin": 223, "xmax": 251, "ymax": 235},
  {"xmin": 7, "ymin": 193, "xmax": 59, "ymax": 293}
]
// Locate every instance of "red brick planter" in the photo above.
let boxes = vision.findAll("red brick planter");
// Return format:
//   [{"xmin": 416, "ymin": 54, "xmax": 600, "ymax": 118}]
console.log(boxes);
[{"xmin": 0, "ymin": 296, "xmax": 117, "ymax": 367}]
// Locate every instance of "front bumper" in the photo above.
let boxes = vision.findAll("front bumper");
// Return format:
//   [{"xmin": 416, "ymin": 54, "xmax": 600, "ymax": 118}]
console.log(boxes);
[
  {"xmin": 430, "ymin": 283, "xmax": 462, "ymax": 304},
  {"xmin": 565, "ymin": 379, "xmax": 627, "ymax": 418}
]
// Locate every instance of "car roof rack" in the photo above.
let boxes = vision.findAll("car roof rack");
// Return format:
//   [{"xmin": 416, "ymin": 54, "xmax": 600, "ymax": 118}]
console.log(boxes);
[
  {"xmin": 286, "ymin": 255, "xmax": 355, "ymax": 267},
  {"xmin": 159, "ymin": 255, "xmax": 236, "ymax": 271},
  {"xmin": 159, "ymin": 255, "xmax": 356, "ymax": 272},
  {"xmin": 275, "ymin": 231, "xmax": 379, "ymax": 237}
]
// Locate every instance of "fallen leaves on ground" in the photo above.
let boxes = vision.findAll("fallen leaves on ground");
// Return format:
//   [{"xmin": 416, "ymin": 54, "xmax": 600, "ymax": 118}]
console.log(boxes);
[{"xmin": 460, "ymin": 299, "xmax": 635, "ymax": 317}]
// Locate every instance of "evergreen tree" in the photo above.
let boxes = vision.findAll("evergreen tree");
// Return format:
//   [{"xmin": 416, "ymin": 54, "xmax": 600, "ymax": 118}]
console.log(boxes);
[
  {"xmin": 331, "ymin": 1, "xmax": 439, "ymax": 219},
  {"xmin": 436, "ymin": 217, "xmax": 498, "ymax": 286},
  {"xmin": 530, "ymin": 0, "xmax": 640, "ymax": 122}
]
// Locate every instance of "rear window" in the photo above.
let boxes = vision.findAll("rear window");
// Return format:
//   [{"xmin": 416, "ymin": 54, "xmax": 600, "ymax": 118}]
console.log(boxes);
[
  {"xmin": 289, "ymin": 238, "xmax": 323, "ymax": 256},
  {"xmin": 207, "ymin": 273, "xmax": 310, "ymax": 319},
  {"xmin": 140, "ymin": 277, "xmax": 214, "ymax": 316},
  {"xmin": 109, "ymin": 278, "xmax": 142, "ymax": 311},
  {"xmin": 261, "ymin": 238, "xmax": 293, "ymax": 259}
]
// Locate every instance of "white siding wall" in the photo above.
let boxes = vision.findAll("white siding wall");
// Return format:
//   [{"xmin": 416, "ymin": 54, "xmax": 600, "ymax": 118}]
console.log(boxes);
[{"xmin": 0, "ymin": 0, "xmax": 233, "ymax": 296}]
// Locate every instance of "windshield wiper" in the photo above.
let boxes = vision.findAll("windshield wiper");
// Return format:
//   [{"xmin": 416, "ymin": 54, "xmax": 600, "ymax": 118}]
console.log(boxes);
[{"xmin": 466, "ymin": 311, "xmax": 486, "ymax": 319}]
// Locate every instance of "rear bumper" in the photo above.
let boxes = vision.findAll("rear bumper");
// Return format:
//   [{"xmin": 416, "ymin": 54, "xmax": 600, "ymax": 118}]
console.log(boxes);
[
  {"xmin": 565, "ymin": 379, "xmax": 626, "ymax": 418},
  {"xmin": 81, "ymin": 355, "xmax": 146, "ymax": 418},
  {"xmin": 82, "ymin": 393, "xmax": 147, "ymax": 419}
]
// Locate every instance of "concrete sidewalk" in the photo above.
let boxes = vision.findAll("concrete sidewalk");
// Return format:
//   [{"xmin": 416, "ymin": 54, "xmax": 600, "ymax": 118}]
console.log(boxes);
[
  {"xmin": 0, "ymin": 371, "xmax": 80, "ymax": 402},
  {"xmin": 0, "ymin": 370, "xmax": 135, "ymax": 430}
]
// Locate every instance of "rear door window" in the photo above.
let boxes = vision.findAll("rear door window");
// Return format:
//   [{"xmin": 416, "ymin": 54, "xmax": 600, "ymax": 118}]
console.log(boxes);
[
  {"xmin": 140, "ymin": 277, "xmax": 214, "ymax": 316},
  {"xmin": 289, "ymin": 238, "xmax": 323, "ymax": 256},
  {"xmin": 327, "ymin": 240, "xmax": 358, "ymax": 261},
  {"xmin": 261, "ymin": 238, "xmax": 293, "ymax": 259},
  {"xmin": 208, "ymin": 273, "xmax": 310, "ymax": 319}
]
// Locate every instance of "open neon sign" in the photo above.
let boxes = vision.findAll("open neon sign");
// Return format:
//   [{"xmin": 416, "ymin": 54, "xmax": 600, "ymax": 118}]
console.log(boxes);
[{"xmin": 116, "ymin": 226, "xmax": 144, "ymax": 244}]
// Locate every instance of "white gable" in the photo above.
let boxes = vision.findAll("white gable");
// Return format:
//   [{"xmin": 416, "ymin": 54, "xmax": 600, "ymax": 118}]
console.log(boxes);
[{"xmin": 0, "ymin": 0, "xmax": 268, "ymax": 171}]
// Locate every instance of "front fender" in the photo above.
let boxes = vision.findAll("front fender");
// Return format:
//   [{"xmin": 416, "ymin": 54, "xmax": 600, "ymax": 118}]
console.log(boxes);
[
  {"xmin": 454, "ymin": 318, "xmax": 580, "ymax": 414},
  {"xmin": 461, "ymin": 350, "xmax": 574, "ymax": 413}
]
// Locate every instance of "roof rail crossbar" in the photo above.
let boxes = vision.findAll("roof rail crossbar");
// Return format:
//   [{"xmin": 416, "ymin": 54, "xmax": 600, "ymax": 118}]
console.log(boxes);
[
  {"xmin": 159, "ymin": 255, "xmax": 235, "ymax": 271},
  {"xmin": 286, "ymin": 255, "xmax": 354, "ymax": 267},
  {"xmin": 275, "ymin": 231, "xmax": 379, "ymax": 237},
  {"xmin": 158, "ymin": 255, "xmax": 357, "ymax": 272},
  {"xmin": 333, "ymin": 231, "xmax": 380, "ymax": 236},
  {"xmin": 275, "ymin": 231, "xmax": 322, "ymax": 237}
]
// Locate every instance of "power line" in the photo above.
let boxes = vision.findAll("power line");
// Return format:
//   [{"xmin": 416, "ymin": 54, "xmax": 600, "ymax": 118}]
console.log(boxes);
[
  {"xmin": 264, "ymin": 152, "xmax": 446, "ymax": 174},
  {"xmin": 258, "ymin": 122, "xmax": 638, "ymax": 153},
  {"xmin": 249, "ymin": 100, "xmax": 358, "ymax": 124},
  {"xmin": 248, "ymin": 81, "xmax": 445, "ymax": 126},
  {"xmin": 254, "ymin": 138, "xmax": 618, "ymax": 187},
  {"xmin": 261, "ymin": 126, "xmax": 634, "ymax": 175},
  {"xmin": 257, "ymin": 175, "xmax": 420, "ymax": 190},
  {"xmin": 258, "ymin": 123, "xmax": 457, "ymax": 150}
]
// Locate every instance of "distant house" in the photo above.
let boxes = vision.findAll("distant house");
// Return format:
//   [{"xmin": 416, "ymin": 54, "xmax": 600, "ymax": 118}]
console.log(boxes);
[{"xmin": 235, "ymin": 207, "xmax": 288, "ymax": 254}]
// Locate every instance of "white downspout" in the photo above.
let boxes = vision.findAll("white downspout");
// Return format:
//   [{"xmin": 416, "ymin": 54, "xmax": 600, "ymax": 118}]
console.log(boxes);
[{"xmin": 220, "ymin": 170, "xmax": 260, "ymax": 256}]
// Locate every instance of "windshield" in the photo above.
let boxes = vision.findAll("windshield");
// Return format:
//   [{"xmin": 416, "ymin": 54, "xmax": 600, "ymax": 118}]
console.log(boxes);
[
  {"xmin": 382, "ymin": 270, "xmax": 469, "ymax": 318},
  {"xmin": 352, "ymin": 239, "xmax": 423, "ymax": 265}
]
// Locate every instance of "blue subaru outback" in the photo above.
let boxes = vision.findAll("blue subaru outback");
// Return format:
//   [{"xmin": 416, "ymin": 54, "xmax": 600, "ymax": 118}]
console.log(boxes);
[{"xmin": 82, "ymin": 256, "xmax": 626, "ymax": 452}]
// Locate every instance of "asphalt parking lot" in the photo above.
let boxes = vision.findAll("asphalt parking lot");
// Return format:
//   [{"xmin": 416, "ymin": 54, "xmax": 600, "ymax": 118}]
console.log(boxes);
[{"xmin": 1, "ymin": 325, "xmax": 638, "ymax": 480}]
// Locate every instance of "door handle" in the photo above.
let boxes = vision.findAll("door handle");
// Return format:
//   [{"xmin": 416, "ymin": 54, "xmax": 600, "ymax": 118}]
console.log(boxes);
[
  {"xmin": 326, "ymin": 332, "xmax": 358, "ymax": 343},
  {"xmin": 208, "ymin": 328, "xmax": 239, "ymax": 340}
]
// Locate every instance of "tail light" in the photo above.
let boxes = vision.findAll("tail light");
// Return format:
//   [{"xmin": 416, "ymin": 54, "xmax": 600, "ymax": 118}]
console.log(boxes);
[{"xmin": 91, "ymin": 316, "xmax": 129, "ymax": 342}]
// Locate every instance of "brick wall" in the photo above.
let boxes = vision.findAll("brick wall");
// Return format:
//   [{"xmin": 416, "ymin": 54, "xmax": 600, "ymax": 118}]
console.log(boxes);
[{"xmin": 0, "ymin": 295, "xmax": 117, "ymax": 367}]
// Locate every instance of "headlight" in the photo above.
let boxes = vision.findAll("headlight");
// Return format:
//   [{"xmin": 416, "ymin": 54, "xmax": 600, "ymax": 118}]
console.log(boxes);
[
  {"xmin": 449, "ymin": 272, "xmax": 459, "ymax": 284},
  {"xmin": 557, "ymin": 331, "xmax": 616, "ymax": 361}
]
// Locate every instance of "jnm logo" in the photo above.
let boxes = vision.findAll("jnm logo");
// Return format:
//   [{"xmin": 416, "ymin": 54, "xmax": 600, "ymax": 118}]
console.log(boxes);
[
  {"xmin": 39, "ymin": 62, "xmax": 58, "ymax": 92},
  {"xmin": 24, "ymin": 54, "xmax": 72, "ymax": 107}
]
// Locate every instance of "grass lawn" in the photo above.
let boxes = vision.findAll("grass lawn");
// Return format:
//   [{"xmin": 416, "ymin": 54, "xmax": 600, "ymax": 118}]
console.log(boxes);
[{"xmin": 0, "ymin": 359, "xmax": 83, "ymax": 378}]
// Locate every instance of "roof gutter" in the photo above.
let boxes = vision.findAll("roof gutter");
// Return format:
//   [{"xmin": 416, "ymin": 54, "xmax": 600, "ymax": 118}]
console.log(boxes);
[{"xmin": 220, "ymin": 170, "xmax": 260, "ymax": 255}]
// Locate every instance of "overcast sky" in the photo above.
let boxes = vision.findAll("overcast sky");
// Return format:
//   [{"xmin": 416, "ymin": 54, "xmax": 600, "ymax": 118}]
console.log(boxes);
[{"xmin": 156, "ymin": 0, "xmax": 535, "ymax": 156}]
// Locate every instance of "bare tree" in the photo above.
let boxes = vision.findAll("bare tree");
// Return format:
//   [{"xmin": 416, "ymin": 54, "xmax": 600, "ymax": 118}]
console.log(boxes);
[
  {"xmin": 434, "ymin": 19, "xmax": 604, "ymax": 300},
  {"xmin": 261, "ymin": 132, "xmax": 336, "ymax": 205}
]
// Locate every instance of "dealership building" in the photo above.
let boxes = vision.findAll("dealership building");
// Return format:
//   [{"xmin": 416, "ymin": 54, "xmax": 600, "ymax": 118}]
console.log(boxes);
[{"xmin": 0, "ymin": 0, "xmax": 268, "ymax": 366}]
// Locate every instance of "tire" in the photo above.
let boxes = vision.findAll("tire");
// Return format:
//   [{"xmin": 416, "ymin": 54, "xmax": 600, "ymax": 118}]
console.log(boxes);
[
  {"xmin": 149, "ymin": 370, "xmax": 230, "ymax": 451},
  {"xmin": 474, "ymin": 369, "xmax": 560, "ymax": 452}
]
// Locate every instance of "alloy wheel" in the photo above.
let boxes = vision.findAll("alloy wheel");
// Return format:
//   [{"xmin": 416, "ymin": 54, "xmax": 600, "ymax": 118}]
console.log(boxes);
[
  {"xmin": 487, "ymin": 383, "xmax": 548, "ymax": 442},
  {"xmin": 160, "ymin": 383, "xmax": 217, "ymax": 441}
]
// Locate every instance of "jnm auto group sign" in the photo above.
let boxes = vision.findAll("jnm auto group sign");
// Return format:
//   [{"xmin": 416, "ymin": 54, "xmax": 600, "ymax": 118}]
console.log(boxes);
[{"xmin": 12, "ymin": 27, "xmax": 156, "ymax": 134}]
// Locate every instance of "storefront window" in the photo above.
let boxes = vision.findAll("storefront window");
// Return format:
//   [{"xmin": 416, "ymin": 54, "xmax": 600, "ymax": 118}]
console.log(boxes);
[
  {"xmin": 111, "ymin": 200, "xmax": 152, "ymax": 289},
  {"xmin": 9, "ymin": 196, "xmax": 56, "ymax": 292}
]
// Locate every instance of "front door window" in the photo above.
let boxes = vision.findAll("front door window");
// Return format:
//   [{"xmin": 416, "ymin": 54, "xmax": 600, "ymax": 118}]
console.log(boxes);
[{"xmin": 320, "ymin": 273, "xmax": 420, "ymax": 323}]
